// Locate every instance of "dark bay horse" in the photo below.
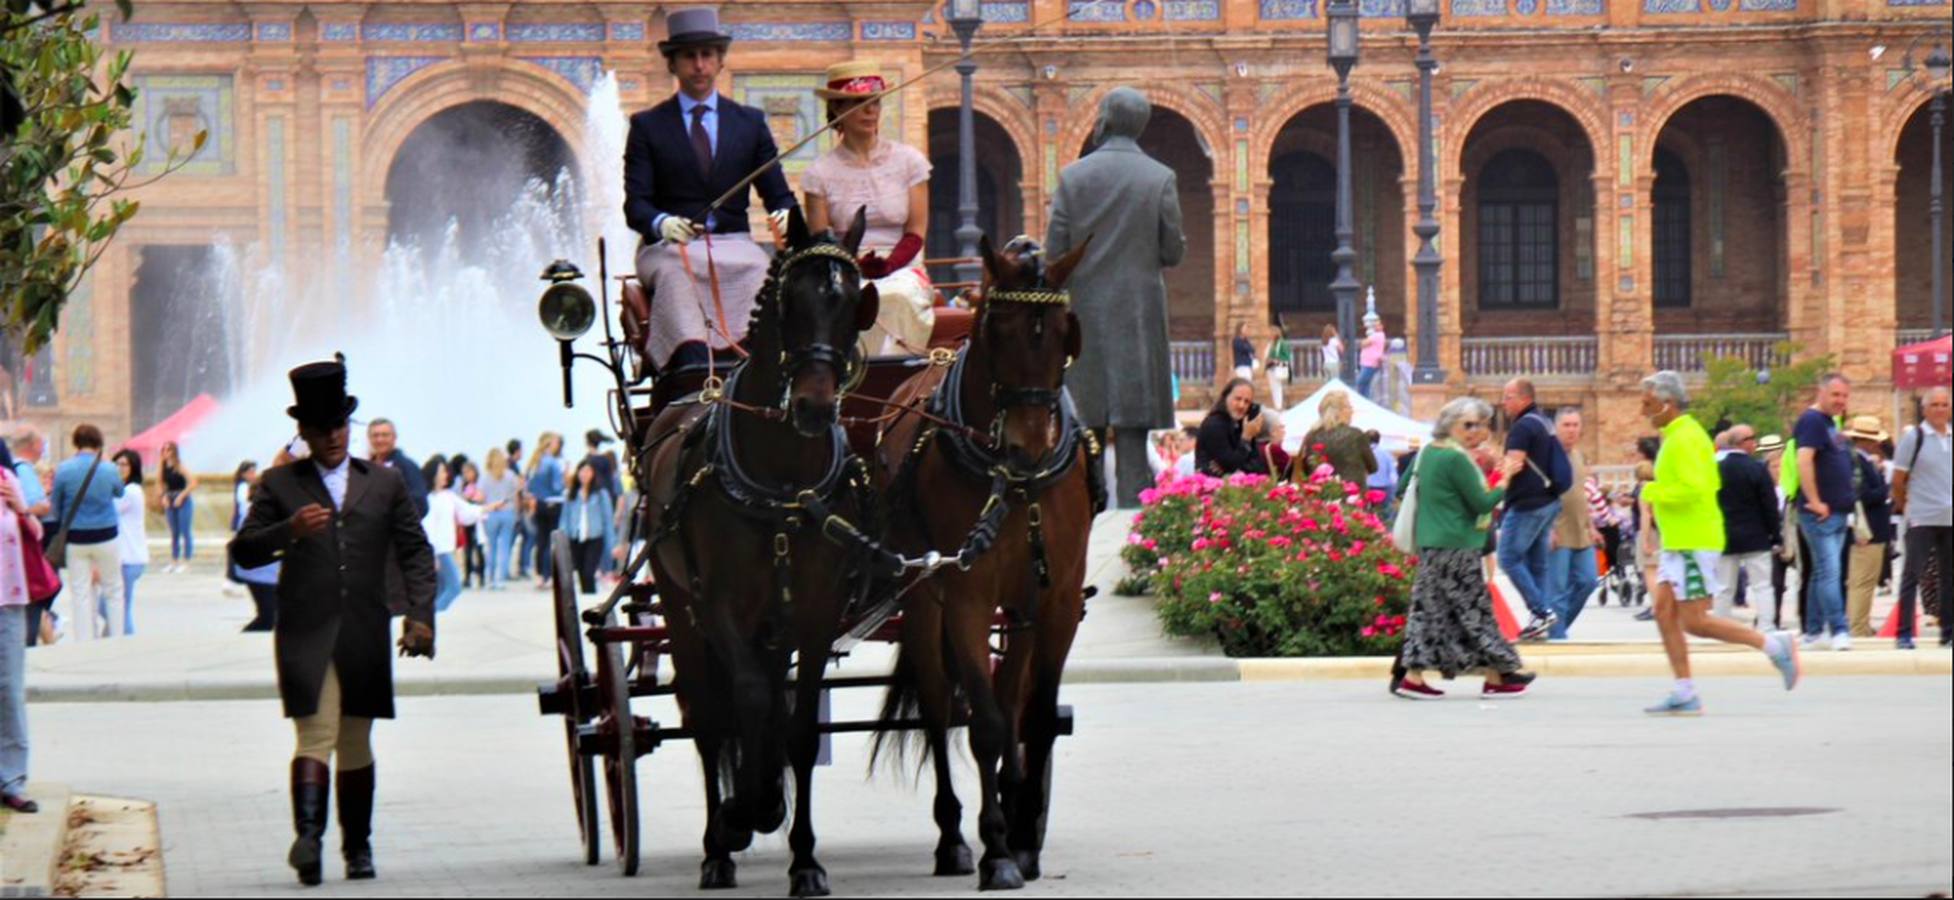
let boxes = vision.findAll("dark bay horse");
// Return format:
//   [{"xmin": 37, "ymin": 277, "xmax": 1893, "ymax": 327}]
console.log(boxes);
[
  {"xmin": 872, "ymin": 235, "xmax": 1101, "ymax": 891},
  {"xmin": 639, "ymin": 208, "xmax": 880, "ymax": 897}
]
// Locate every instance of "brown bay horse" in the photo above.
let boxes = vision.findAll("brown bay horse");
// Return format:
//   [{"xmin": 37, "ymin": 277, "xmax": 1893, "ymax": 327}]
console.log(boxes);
[
  {"xmin": 872, "ymin": 236, "xmax": 1102, "ymax": 891},
  {"xmin": 638, "ymin": 208, "xmax": 879, "ymax": 897}
]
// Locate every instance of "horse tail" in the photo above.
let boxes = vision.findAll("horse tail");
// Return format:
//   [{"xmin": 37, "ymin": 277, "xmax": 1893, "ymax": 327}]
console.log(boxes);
[{"xmin": 869, "ymin": 643, "xmax": 929, "ymax": 778}]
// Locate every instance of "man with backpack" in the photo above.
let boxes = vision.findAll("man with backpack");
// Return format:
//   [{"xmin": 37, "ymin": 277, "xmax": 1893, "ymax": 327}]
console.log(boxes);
[{"xmin": 1498, "ymin": 378, "xmax": 1573, "ymax": 641}]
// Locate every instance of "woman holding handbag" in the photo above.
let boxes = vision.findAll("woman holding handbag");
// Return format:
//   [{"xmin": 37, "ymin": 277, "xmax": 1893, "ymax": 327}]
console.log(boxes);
[
  {"xmin": 49, "ymin": 425, "xmax": 125, "ymax": 642},
  {"xmin": 2, "ymin": 456, "xmax": 43, "ymax": 812}
]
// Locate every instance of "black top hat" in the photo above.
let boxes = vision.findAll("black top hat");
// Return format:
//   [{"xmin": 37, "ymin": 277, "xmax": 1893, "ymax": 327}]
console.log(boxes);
[
  {"xmin": 658, "ymin": 7, "xmax": 731, "ymax": 57},
  {"xmin": 287, "ymin": 358, "xmax": 359, "ymax": 427}
]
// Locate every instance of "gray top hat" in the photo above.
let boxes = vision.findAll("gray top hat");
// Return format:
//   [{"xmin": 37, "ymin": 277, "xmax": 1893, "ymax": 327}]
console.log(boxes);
[{"xmin": 659, "ymin": 7, "xmax": 730, "ymax": 56}]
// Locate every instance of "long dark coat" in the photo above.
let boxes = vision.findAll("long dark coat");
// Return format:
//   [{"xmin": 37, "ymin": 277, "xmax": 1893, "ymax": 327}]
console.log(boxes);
[
  {"xmin": 230, "ymin": 458, "xmax": 437, "ymax": 720},
  {"xmin": 1046, "ymin": 134, "xmax": 1186, "ymax": 430}
]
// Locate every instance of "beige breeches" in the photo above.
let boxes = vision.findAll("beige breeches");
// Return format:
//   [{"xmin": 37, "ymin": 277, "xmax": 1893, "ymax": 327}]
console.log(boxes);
[{"xmin": 292, "ymin": 662, "xmax": 374, "ymax": 769}]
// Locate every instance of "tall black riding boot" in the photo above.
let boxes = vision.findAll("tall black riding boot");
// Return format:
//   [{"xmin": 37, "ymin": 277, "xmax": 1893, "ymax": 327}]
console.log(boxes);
[
  {"xmin": 337, "ymin": 766, "xmax": 376, "ymax": 880},
  {"xmin": 288, "ymin": 758, "xmax": 331, "ymax": 886}
]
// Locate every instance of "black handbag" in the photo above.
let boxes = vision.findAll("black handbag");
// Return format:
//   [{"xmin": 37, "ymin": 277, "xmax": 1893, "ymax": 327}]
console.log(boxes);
[{"xmin": 45, "ymin": 454, "xmax": 106, "ymax": 570}]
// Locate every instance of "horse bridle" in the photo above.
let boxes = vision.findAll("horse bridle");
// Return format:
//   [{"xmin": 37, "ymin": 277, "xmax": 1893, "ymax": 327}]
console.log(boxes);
[
  {"xmin": 764, "ymin": 242, "xmax": 869, "ymax": 413},
  {"xmin": 977, "ymin": 287, "xmax": 1073, "ymax": 451}
]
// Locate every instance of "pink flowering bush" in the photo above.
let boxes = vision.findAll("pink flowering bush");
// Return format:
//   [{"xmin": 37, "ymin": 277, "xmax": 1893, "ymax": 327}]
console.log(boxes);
[{"xmin": 1122, "ymin": 470, "xmax": 1416, "ymax": 657}]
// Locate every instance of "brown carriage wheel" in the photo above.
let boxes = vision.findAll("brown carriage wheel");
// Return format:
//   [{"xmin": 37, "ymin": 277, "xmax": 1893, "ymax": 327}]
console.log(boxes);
[
  {"xmin": 551, "ymin": 534, "xmax": 601, "ymax": 865},
  {"xmin": 598, "ymin": 614, "xmax": 641, "ymax": 876}
]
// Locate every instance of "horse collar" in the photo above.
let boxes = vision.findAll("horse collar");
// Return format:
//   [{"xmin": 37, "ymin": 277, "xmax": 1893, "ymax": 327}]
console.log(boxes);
[
  {"xmin": 709, "ymin": 364, "xmax": 852, "ymax": 521},
  {"xmin": 928, "ymin": 347, "xmax": 1083, "ymax": 492}
]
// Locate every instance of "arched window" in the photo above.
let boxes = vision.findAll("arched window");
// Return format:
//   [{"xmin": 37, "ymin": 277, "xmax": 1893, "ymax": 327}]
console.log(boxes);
[
  {"xmin": 1268, "ymin": 151, "xmax": 1337, "ymax": 316},
  {"xmin": 1476, "ymin": 148, "xmax": 1559, "ymax": 309},
  {"xmin": 1652, "ymin": 148, "xmax": 1692, "ymax": 308}
]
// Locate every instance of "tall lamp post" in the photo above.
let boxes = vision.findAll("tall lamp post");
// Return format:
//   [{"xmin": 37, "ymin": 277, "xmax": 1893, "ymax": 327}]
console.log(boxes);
[
  {"xmin": 1326, "ymin": 0, "xmax": 1362, "ymax": 380},
  {"xmin": 1908, "ymin": 40, "xmax": 1953, "ymax": 339},
  {"xmin": 948, "ymin": 0, "xmax": 985, "ymax": 289},
  {"xmin": 1406, "ymin": 0, "xmax": 1445, "ymax": 383}
]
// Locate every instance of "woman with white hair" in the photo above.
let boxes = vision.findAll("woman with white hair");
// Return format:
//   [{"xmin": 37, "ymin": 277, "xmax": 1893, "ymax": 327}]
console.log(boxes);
[{"xmin": 1391, "ymin": 397, "xmax": 1535, "ymax": 699}]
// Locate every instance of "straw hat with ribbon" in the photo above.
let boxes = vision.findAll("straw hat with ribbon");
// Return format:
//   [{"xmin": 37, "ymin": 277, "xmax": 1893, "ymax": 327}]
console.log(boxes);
[
  {"xmin": 1842, "ymin": 415, "xmax": 1890, "ymax": 443},
  {"xmin": 815, "ymin": 61, "xmax": 890, "ymax": 101},
  {"xmin": 1754, "ymin": 433, "xmax": 1786, "ymax": 455}
]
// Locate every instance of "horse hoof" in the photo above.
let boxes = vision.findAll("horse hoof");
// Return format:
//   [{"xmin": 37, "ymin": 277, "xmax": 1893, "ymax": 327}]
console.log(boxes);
[
  {"xmin": 699, "ymin": 857, "xmax": 738, "ymax": 890},
  {"xmin": 789, "ymin": 866, "xmax": 831, "ymax": 898},
  {"xmin": 978, "ymin": 857, "xmax": 1025, "ymax": 892},
  {"xmin": 934, "ymin": 843, "xmax": 975, "ymax": 876},
  {"xmin": 1013, "ymin": 850, "xmax": 1041, "ymax": 882}
]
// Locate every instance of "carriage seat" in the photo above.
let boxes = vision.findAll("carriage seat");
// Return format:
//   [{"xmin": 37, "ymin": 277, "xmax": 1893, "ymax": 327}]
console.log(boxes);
[
  {"xmin": 928, "ymin": 307, "xmax": 973, "ymax": 349},
  {"xmin": 620, "ymin": 278, "xmax": 653, "ymax": 383}
]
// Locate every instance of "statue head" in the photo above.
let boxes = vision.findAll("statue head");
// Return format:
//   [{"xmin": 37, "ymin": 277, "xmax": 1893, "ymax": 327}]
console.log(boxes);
[{"xmin": 1091, "ymin": 86, "xmax": 1151, "ymax": 146}]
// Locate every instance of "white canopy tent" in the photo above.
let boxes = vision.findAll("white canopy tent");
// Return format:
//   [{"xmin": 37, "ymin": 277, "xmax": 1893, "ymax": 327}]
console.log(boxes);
[{"xmin": 1278, "ymin": 382, "xmax": 1434, "ymax": 456}]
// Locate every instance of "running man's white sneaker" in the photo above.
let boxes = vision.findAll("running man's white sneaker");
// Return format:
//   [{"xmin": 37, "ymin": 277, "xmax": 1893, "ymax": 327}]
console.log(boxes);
[
  {"xmin": 1767, "ymin": 631, "xmax": 1802, "ymax": 691},
  {"xmin": 1830, "ymin": 632, "xmax": 1853, "ymax": 652}
]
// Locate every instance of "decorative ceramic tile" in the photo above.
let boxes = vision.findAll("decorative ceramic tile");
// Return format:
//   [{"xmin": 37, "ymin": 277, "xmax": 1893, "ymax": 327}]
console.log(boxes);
[
  {"xmin": 1387, "ymin": 79, "xmax": 1414, "ymax": 100},
  {"xmin": 1135, "ymin": 0, "xmax": 1160, "ymax": 19},
  {"xmin": 1773, "ymin": 72, "xmax": 1799, "ymax": 95},
  {"xmin": 23, "ymin": 341, "xmax": 56, "ymax": 407},
  {"xmin": 321, "ymin": 23, "xmax": 358, "ymax": 42},
  {"xmin": 1450, "ymin": 0, "xmax": 1506, "ymax": 15},
  {"xmin": 1235, "ymin": 221, "xmax": 1251, "ymax": 275},
  {"xmin": 1642, "ymin": 0, "xmax": 1699, "ymax": 12},
  {"xmin": 620, "ymin": 79, "xmax": 641, "ymax": 91},
  {"xmin": 1887, "ymin": 0, "xmax": 1950, "ymax": 6},
  {"xmin": 1739, "ymin": 0, "xmax": 1796, "ymax": 9},
  {"xmin": 1195, "ymin": 82, "xmax": 1224, "ymax": 105},
  {"xmin": 267, "ymin": 116, "xmax": 286, "ymax": 259},
  {"xmin": 862, "ymin": 20, "xmax": 918, "ymax": 40},
  {"xmin": 111, "ymin": 22, "xmax": 250, "ymax": 42},
  {"xmin": 1004, "ymin": 85, "xmax": 1034, "ymax": 108},
  {"xmin": 1618, "ymin": 110, "xmax": 1634, "ymax": 127},
  {"xmin": 468, "ymin": 23, "xmax": 502, "ymax": 41},
  {"xmin": 508, "ymin": 23, "xmax": 605, "ymax": 42},
  {"xmin": 256, "ymin": 23, "xmax": 292, "ymax": 41},
  {"xmin": 362, "ymin": 24, "xmax": 463, "ymax": 42},
  {"xmin": 1235, "ymin": 116, "xmax": 1250, "ymax": 132},
  {"xmin": 331, "ymin": 78, "xmax": 353, "ymax": 91},
  {"xmin": 982, "ymin": 2, "xmax": 1032, "ymax": 22},
  {"xmin": 1575, "ymin": 76, "xmax": 1607, "ymax": 97},
  {"xmin": 1618, "ymin": 274, "xmax": 1635, "ymax": 294},
  {"xmin": 1260, "ymin": 0, "xmax": 1318, "ymax": 18},
  {"xmin": 1362, "ymin": 0, "xmax": 1407, "ymax": 16},
  {"xmin": 520, "ymin": 57, "xmax": 603, "ymax": 93},
  {"xmin": 1617, "ymin": 214, "xmax": 1633, "ymax": 268},
  {"xmin": 1449, "ymin": 78, "xmax": 1478, "ymax": 100},
  {"xmin": 734, "ymin": 74, "xmax": 828, "ymax": 173},
  {"xmin": 131, "ymin": 74, "xmax": 235, "ymax": 175},
  {"xmin": 1640, "ymin": 75, "xmax": 1669, "ymax": 96},
  {"xmin": 610, "ymin": 23, "xmax": 647, "ymax": 41},
  {"xmin": 1548, "ymin": 0, "xmax": 1605, "ymax": 12},
  {"xmin": 365, "ymin": 57, "xmax": 445, "ymax": 109},
  {"xmin": 1708, "ymin": 0, "xmax": 1731, "ymax": 9},
  {"xmin": 264, "ymin": 77, "xmax": 286, "ymax": 92},
  {"xmin": 1616, "ymin": 134, "xmax": 1633, "ymax": 184},
  {"xmin": 1166, "ymin": 0, "xmax": 1222, "ymax": 17},
  {"xmin": 1069, "ymin": 1, "xmax": 1128, "ymax": 22},
  {"xmin": 1515, "ymin": 0, "xmax": 1540, "ymax": 13},
  {"xmin": 1619, "ymin": 192, "xmax": 1633, "ymax": 209},
  {"xmin": 1236, "ymin": 199, "xmax": 1251, "ymax": 214},
  {"xmin": 727, "ymin": 22, "xmax": 852, "ymax": 41}
]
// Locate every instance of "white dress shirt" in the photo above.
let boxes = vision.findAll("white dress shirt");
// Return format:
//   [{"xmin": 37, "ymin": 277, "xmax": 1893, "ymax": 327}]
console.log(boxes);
[{"xmin": 316, "ymin": 458, "xmax": 350, "ymax": 511}]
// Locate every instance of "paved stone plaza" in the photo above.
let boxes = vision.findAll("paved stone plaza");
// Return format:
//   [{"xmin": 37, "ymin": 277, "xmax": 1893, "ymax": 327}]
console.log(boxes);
[{"xmin": 27, "ymin": 677, "xmax": 1952, "ymax": 897}]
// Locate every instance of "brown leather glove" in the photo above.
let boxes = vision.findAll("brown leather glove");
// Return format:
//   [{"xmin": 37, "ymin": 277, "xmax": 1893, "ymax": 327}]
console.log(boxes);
[{"xmin": 397, "ymin": 620, "xmax": 435, "ymax": 659}]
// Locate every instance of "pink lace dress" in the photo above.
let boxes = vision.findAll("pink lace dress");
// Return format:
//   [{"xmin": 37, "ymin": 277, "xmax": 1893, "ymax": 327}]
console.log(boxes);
[{"xmin": 801, "ymin": 139, "xmax": 936, "ymax": 356}]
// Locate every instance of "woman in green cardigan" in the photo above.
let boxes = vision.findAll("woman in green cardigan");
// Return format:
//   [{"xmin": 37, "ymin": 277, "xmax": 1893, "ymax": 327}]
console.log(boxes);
[{"xmin": 1391, "ymin": 397, "xmax": 1538, "ymax": 699}]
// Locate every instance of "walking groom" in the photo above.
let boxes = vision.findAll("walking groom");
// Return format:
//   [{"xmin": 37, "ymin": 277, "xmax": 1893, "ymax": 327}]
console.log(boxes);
[
  {"xmin": 623, "ymin": 6, "xmax": 799, "ymax": 372},
  {"xmin": 230, "ymin": 359, "xmax": 437, "ymax": 886}
]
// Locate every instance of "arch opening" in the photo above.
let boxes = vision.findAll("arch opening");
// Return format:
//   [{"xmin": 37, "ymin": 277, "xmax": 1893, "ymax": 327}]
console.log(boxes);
[
  {"xmin": 1459, "ymin": 99, "xmax": 1598, "ymax": 342},
  {"xmin": 1894, "ymin": 101, "xmax": 1954, "ymax": 338},
  {"xmin": 1267, "ymin": 104, "xmax": 1406, "ymax": 336},
  {"xmin": 927, "ymin": 108, "xmax": 1025, "ymax": 283},
  {"xmin": 1650, "ymin": 95, "xmax": 1788, "ymax": 336},
  {"xmin": 384, "ymin": 100, "xmax": 579, "ymax": 258}
]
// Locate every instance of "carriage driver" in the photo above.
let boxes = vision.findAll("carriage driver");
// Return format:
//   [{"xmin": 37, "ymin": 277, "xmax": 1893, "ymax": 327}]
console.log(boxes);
[
  {"xmin": 230, "ymin": 359, "xmax": 438, "ymax": 887},
  {"xmin": 624, "ymin": 6, "xmax": 799, "ymax": 371}
]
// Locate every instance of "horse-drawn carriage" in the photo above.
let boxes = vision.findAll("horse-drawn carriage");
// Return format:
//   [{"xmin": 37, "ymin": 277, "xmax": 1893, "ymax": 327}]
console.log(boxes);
[{"xmin": 531, "ymin": 211, "xmax": 1101, "ymax": 896}]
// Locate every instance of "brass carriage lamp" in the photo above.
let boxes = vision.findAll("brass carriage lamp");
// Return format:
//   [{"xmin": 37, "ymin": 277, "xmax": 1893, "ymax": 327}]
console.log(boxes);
[
  {"xmin": 1327, "ymin": 0, "xmax": 1360, "ymax": 79},
  {"xmin": 538, "ymin": 259, "xmax": 596, "ymax": 407}
]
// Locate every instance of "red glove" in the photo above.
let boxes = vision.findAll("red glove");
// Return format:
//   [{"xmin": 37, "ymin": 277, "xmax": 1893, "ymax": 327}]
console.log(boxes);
[{"xmin": 860, "ymin": 232, "xmax": 923, "ymax": 279}]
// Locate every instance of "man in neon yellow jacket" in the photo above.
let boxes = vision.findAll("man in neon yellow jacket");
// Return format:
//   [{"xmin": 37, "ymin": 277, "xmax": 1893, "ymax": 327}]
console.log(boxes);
[{"xmin": 1638, "ymin": 371, "xmax": 1802, "ymax": 716}]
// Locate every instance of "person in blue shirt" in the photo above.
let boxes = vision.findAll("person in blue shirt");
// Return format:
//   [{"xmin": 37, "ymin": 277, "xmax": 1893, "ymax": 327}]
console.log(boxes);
[
  {"xmin": 50, "ymin": 424, "xmax": 126, "ymax": 641},
  {"xmin": 561, "ymin": 461, "xmax": 617, "ymax": 596},
  {"xmin": 1793, "ymin": 373, "xmax": 1855, "ymax": 649},
  {"xmin": 524, "ymin": 431, "xmax": 567, "ymax": 587}
]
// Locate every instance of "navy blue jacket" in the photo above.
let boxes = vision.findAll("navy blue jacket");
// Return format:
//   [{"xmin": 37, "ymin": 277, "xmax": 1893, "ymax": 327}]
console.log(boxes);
[
  {"xmin": 1853, "ymin": 451, "xmax": 1894, "ymax": 544},
  {"xmin": 1717, "ymin": 450, "xmax": 1782, "ymax": 555},
  {"xmin": 622, "ymin": 94, "xmax": 797, "ymax": 240}
]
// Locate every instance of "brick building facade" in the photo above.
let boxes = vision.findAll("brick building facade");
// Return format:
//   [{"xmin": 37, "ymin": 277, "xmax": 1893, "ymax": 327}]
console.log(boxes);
[{"xmin": 12, "ymin": 0, "xmax": 1950, "ymax": 463}]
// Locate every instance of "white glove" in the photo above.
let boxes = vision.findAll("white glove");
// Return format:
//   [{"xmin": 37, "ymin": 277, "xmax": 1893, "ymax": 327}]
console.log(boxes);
[
  {"xmin": 659, "ymin": 216, "xmax": 698, "ymax": 246},
  {"xmin": 768, "ymin": 208, "xmax": 791, "ymax": 233}
]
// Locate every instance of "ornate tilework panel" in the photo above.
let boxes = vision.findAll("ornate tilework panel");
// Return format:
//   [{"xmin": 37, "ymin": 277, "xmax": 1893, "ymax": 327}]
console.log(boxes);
[
  {"xmin": 1515, "ymin": 0, "xmax": 1540, "ymax": 12},
  {"xmin": 1362, "ymin": 0, "xmax": 1407, "ymax": 16},
  {"xmin": 111, "ymin": 22, "xmax": 250, "ymax": 42},
  {"xmin": 1643, "ymin": 0, "xmax": 1700, "ymax": 12},
  {"xmin": 728, "ymin": 22, "xmax": 851, "ymax": 41},
  {"xmin": 1069, "ymin": 0, "xmax": 1128, "ymax": 21},
  {"xmin": 131, "ymin": 75, "xmax": 234, "ymax": 175},
  {"xmin": 23, "ymin": 340, "xmax": 56, "ymax": 407},
  {"xmin": 1450, "ymin": 0, "xmax": 1507, "ymax": 15},
  {"xmin": 1738, "ymin": 0, "xmax": 1796, "ymax": 10},
  {"xmin": 468, "ymin": 23, "xmax": 502, "ymax": 41},
  {"xmin": 734, "ymin": 74, "xmax": 827, "ymax": 174},
  {"xmin": 1708, "ymin": 0, "xmax": 1731, "ymax": 8},
  {"xmin": 982, "ymin": 2, "xmax": 1032, "ymax": 22},
  {"xmin": 1886, "ymin": 0, "xmax": 1949, "ymax": 6},
  {"xmin": 365, "ymin": 57, "xmax": 445, "ymax": 109},
  {"xmin": 862, "ymin": 20, "xmax": 918, "ymax": 40},
  {"xmin": 1166, "ymin": 0, "xmax": 1223, "ymax": 17},
  {"xmin": 1260, "ymin": 0, "xmax": 1319, "ymax": 17},
  {"xmin": 520, "ymin": 57, "xmax": 603, "ymax": 93},
  {"xmin": 362, "ymin": 24, "xmax": 463, "ymax": 42},
  {"xmin": 508, "ymin": 23, "xmax": 605, "ymax": 42},
  {"xmin": 1134, "ymin": 0, "xmax": 1160, "ymax": 19},
  {"xmin": 256, "ymin": 23, "xmax": 292, "ymax": 41},
  {"xmin": 267, "ymin": 116, "xmax": 286, "ymax": 259},
  {"xmin": 321, "ymin": 23, "xmax": 358, "ymax": 42},
  {"xmin": 1548, "ymin": 0, "xmax": 1605, "ymax": 12},
  {"xmin": 611, "ymin": 23, "xmax": 647, "ymax": 41}
]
